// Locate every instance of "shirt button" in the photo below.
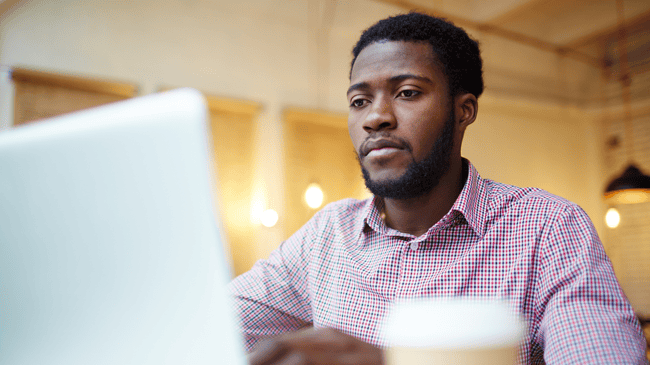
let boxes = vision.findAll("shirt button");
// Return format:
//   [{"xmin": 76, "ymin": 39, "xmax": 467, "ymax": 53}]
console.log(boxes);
[{"xmin": 410, "ymin": 241, "xmax": 419, "ymax": 251}]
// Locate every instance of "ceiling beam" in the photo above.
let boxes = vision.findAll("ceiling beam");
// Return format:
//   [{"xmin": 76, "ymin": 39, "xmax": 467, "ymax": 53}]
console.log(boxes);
[
  {"xmin": 563, "ymin": 8, "xmax": 650, "ymax": 49},
  {"xmin": 373, "ymin": 0, "xmax": 604, "ymax": 69},
  {"xmin": 486, "ymin": 0, "xmax": 565, "ymax": 25}
]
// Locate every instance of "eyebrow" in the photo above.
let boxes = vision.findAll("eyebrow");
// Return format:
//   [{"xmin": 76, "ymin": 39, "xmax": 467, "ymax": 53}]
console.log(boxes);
[{"xmin": 346, "ymin": 74, "xmax": 434, "ymax": 95}]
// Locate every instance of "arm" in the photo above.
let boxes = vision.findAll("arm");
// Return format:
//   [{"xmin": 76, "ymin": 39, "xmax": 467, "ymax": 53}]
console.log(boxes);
[
  {"xmin": 227, "ymin": 214, "xmax": 317, "ymax": 351},
  {"xmin": 535, "ymin": 205, "xmax": 647, "ymax": 364},
  {"xmin": 233, "ymin": 250, "xmax": 384, "ymax": 365},
  {"xmin": 229, "ymin": 202, "xmax": 384, "ymax": 364}
]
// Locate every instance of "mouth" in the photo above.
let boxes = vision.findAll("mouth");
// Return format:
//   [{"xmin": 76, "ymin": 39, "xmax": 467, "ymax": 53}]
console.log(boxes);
[
  {"xmin": 361, "ymin": 138, "xmax": 407, "ymax": 158},
  {"xmin": 366, "ymin": 147, "xmax": 401, "ymax": 158}
]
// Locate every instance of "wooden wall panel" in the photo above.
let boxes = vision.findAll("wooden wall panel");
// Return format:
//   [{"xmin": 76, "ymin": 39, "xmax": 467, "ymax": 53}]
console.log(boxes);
[
  {"xmin": 11, "ymin": 67, "xmax": 137, "ymax": 126},
  {"xmin": 283, "ymin": 108, "xmax": 368, "ymax": 239},
  {"xmin": 602, "ymin": 110, "xmax": 650, "ymax": 318},
  {"xmin": 205, "ymin": 94, "xmax": 260, "ymax": 276}
]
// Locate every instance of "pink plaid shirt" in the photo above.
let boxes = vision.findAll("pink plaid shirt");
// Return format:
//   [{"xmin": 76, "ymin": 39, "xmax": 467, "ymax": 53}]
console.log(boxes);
[{"xmin": 229, "ymin": 161, "xmax": 648, "ymax": 364}]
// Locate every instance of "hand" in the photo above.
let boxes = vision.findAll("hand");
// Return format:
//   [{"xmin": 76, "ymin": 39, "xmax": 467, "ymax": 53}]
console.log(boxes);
[{"xmin": 248, "ymin": 327, "xmax": 384, "ymax": 365}]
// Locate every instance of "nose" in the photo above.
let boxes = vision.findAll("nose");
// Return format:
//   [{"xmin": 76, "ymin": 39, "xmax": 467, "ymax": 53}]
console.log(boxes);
[{"xmin": 362, "ymin": 96, "xmax": 396, "ymax": 132}]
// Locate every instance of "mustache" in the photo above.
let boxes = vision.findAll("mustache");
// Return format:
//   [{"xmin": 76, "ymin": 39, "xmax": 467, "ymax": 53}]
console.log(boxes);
[{"xmin": 359, "ymin": 133, "xmax": 412, "ymax": 157}]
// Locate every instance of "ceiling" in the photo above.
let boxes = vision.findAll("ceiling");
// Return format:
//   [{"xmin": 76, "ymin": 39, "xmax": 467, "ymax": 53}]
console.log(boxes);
[
  {"xmin": 2, "ymin": 0, "xmax": 648, "ymax": 108},
  {"xmin": 373, "ymin": 0, "xmax": 650, "ymax": 108}
]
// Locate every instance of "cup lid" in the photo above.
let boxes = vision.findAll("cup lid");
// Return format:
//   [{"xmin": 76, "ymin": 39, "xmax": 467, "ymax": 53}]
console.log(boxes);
[{"xmin": 382, "ymin": 298, "xmax": 526, "ymax": 349}]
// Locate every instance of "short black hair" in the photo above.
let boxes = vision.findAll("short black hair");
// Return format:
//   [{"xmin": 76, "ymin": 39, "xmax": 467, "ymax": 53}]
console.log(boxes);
[{"xmin": 351, "ymin": 12, "xmax": 484, "ymax": 98}]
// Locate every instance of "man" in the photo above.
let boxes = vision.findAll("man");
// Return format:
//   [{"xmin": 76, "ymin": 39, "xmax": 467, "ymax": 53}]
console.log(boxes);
[{"xmin": 229, "ymin": 12, "xmax": 648, "ymax": 364}]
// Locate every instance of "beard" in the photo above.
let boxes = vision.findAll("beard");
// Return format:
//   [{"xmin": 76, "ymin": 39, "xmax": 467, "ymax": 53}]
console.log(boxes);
[{"xmin": 358, "ymin": 111, "xmax": 455, "ymax": 200}]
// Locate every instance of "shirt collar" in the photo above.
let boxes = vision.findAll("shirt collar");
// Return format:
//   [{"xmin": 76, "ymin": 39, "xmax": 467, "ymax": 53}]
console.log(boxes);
[
  {"xmin": 450, "ymin": 159, "xmax": 489, "ymax": 238},
  {"xmin": 361, "ymin": 159, "xmax": 489, "ymax": 238},
  {"xmin": 361, "ymin": 195, "xmax": 390, "ymax": 235}
]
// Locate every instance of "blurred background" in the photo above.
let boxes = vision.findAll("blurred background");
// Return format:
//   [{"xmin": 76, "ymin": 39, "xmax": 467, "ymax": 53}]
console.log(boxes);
[{"xmin": 0, "ymin": 0, "xmax": 648, "ymax": 324}]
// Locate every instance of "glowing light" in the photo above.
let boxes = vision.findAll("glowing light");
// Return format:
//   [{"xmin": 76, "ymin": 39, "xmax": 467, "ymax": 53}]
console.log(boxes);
[
  {"xmin": 260, "ymin": 209, "xmax": 278, "ymax": 228},
  {"xmin": 304, "ymin": 183, "xmax": 324, "ymax": 209},
  {"xmin": 605, "ymin": 189, "xmax": 650, "ymax": 204},
  {"xmin": 605, "ymin": 208, "xmax": 620, "ymax": 228}
]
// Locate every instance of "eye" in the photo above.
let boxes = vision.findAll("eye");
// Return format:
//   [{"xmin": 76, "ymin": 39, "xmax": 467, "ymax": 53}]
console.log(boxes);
[
  {"xmin": 350, "ymin": 98, "xmax": 368, "ymax": 108},
  {"xmin": 397, "ymin": 89, "xmax": 420, "ymax": 98}
]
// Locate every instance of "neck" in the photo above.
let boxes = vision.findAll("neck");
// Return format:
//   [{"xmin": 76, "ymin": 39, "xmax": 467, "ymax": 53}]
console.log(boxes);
[{"xmin": 381, "ymin": 158, "xmax": 466, "ymax": 237}]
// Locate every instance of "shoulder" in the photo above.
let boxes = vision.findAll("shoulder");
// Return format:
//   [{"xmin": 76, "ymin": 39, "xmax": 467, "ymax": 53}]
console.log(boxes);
[
  {"xmin": 484, "ymin": 179, "xmax": 581, "ymax": 221},
  {"xmin": 313, "ymin": 197, "xmax": 370, "ymax": 220},
  {"xmin": 309, "ymin": 197, "xmax": 371, "ymax": 230},
  {"xmin": 293, "ymin": 197, "xmax": 370, "ymax": 238},
  {"xmin": 478, "ymin": 179, "xmax": 597, "ymax": 245}
]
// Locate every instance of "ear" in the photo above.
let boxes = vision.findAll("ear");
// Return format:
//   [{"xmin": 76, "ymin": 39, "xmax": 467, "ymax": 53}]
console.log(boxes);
[{"xmin": 454, "ymin": 93, "xmax": 478, "ymax": 133}]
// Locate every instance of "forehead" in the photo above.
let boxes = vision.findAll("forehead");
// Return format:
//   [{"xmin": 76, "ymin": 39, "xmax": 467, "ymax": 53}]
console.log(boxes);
[{"xmin": 349, "ymin": 40, "xmax": 444, "ymax": 85}]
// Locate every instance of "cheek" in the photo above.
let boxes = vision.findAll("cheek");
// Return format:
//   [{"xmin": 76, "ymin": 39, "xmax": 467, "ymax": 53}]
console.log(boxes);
[
  {"xmin": 405, "ymin": 125, "xmax": 442, "ymax": 160},
  {"xmin": 347, "ymin": 124, "xmax": 363, "ymax": 152}
]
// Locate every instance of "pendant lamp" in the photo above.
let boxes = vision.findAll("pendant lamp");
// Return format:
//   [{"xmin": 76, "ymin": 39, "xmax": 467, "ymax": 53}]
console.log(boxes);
[
  {"xmin": 605, "ymin": 165, "xmax": 650, "ymax": 204},
  {"xmin": 603, "ymin": 0, "xmax": 650, "ymax": 204}
]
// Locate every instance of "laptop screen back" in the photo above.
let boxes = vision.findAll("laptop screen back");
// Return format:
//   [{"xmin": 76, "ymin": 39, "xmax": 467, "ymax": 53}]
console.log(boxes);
[{"xmin": 0, "ymin": 88, "xmax": 246, "ymax": 365}]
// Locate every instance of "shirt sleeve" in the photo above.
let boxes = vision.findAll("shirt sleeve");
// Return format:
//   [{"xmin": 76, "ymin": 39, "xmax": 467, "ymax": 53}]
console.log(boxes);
[
  {"xmin": 227, "ymin": 210, "xmax": 322, "ymax": 351},
  {"xmin": 535, "ymin": 204, "xmax": 648, "ymax": 364}
]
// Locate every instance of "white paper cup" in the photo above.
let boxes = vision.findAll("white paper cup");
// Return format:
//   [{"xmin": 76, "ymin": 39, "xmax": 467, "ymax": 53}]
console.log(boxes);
[{"xmin": 382, "ymin": 298, "xmax": 526, "ymax": 365}]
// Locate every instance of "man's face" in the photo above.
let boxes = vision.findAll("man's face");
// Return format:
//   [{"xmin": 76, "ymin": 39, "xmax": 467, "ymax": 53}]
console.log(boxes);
[{"xmin": 347, "ymin": 40, "xmax": 455, "ymax": 199}]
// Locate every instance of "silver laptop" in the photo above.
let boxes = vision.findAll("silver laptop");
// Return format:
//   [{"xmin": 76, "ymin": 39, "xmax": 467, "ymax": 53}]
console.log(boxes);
[{"xmin": 0, "ymin": 88, "xmax": 247, "ymax": 365}]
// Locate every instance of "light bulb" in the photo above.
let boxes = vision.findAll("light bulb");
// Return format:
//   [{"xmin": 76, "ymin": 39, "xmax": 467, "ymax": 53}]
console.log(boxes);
[
  {"xmin": 304, "ymin": 183, "xmax": 324, "ymax": 209},
  {"xmin": 260, "ymin": 209, "xmax": 278, "ymax": 228},
  {"xmin": 605, "ymin": 208, "xmax": 620, "ymax": 228}
]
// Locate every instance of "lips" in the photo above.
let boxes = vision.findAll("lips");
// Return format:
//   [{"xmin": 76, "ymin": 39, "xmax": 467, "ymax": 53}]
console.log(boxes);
[{"xmin": 361, "ymin": 138, "xmax": 408, "ymax": 157}]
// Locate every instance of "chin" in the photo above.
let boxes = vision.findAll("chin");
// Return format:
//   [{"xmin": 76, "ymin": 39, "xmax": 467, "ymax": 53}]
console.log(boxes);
[{"xmin": 366, "ymin": 169, "xmax": 406, "ymax": 184}]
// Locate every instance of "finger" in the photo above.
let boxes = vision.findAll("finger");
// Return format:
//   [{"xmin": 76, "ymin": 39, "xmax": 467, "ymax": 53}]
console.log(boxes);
[
  {"xmin": 335, "ymin": 350, "xmax": 384, "ymax": 365},
  {"xmin": 283, "ymin": 350, "xmax": 382, "ymax": 365},
  {"xmin": 278, "ymin": 327, "xmax": 355, "ymax": 351},
  {"xmin": 274, "ymin": 353, "xmax": 307, "ymax": 365},
  {"xmin": 248, "ymin": 339, "xmax": 287, "ymax": 365},
  {"xmin": 303, "ymin": 342, "xmax": 383, "ymax": 365}
]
